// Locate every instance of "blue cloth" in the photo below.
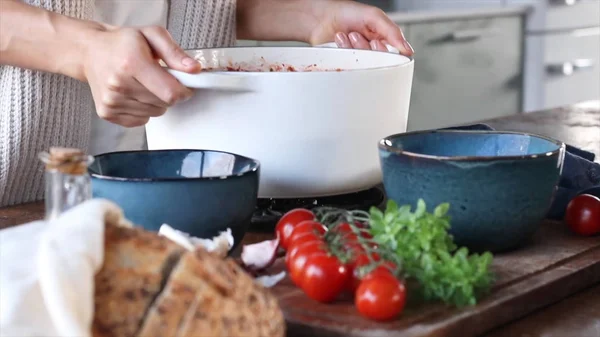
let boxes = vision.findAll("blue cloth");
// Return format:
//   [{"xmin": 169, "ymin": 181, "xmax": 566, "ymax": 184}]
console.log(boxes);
[{"xmin": 441, "ymin": 123, "xmax": 600, "ymax": 219}]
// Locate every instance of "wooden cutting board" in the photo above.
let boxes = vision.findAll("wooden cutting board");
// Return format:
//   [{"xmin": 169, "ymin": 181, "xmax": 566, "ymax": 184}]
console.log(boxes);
[{"xmin": 267, "ymin": 220, "xmax": 600, "ymax": 337}]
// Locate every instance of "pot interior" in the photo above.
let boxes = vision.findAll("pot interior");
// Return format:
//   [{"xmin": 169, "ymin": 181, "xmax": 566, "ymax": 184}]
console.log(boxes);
[{"xmin": 185, "ymin": 46, "xmax": 412, "ymax": 72}]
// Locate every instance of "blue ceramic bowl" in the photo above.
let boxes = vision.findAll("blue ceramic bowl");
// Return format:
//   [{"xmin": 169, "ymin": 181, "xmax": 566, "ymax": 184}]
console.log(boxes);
[
  {"xmin": 379, "ymin": 130, "xmax": 566, "ymax": 252},
  {"xmin": 89, "ymin": 149, "xmax": 260, "ymax": 247}
]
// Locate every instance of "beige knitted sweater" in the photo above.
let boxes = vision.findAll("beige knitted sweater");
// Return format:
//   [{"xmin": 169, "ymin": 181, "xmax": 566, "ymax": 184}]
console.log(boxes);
[{"xmin": 0, "ymin": 0, "xmax": 236, "ymax": 206}]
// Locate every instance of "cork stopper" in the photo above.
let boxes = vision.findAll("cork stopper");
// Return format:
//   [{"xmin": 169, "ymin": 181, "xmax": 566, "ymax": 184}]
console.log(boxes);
[{"xmin": 42, "ymin": 147, "xmax": 90, "ymax": 175}]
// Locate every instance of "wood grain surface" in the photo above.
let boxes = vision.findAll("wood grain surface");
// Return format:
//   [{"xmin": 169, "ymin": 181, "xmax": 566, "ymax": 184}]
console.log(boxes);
[{"xmin": 267, "ymin": 220, "xmax": 600, "ymax": 337}]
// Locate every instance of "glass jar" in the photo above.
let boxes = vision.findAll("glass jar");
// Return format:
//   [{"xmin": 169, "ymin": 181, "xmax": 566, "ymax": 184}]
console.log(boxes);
[{"xmin": 38, "ymin": 147, "xmax": 94, "ymax": 221}]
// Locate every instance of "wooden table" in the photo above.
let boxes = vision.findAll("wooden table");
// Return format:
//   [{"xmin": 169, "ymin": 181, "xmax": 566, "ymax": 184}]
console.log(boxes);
[{"xmin": 1, "ymin": 101, "xmax": 599, "ymax": 337}]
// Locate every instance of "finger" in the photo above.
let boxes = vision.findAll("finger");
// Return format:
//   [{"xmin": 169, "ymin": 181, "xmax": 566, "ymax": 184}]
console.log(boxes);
[
  {"xmin": 365, "ymin": 10, "xmax": 414, "ymax": 56},
  {"xmin": 98, "ymin": 90, "xmax": 167, "ymax": 118},
  {"xmin": 134, "ymin": 27, "xmax": 195, "ymax": 105},
  {"xmin": 370, "ymin": 40, "xmax": 388, "ymax": 52},
  {"xmin": 104, "ymin": 114, "xmax": 151, "ymax": 128},
  {"xmin": 130, "ymin": 78, "xmax": 171, "ymax": 108},
  {"xmin": 107, "ymin": 73, "xmax": 170, "ymax": 108},
  {"xmin": 335, "ymin": 32, "xmax": 352, "ymax": 48},
  {"xmin": 349, "ymin": 32, "xmax": 371, "ymax": 50},
  {"xmin": 119, "ymin": 99, "xmax": 167, "ymax": 118},
  {"xmin": 133, "ymin": 59, "xmax": 194, "ymax": 106},
  {"xmin": 140, "ymin": 26, "xmax": 201, "ymax": 73}
]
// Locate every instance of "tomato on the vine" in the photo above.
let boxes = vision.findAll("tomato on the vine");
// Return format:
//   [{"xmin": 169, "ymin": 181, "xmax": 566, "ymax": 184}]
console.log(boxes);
[
  {"xmin": 362, "ymin": 263, "xmax": 397, "ymax": 282},
  {"xmin": 299, "ymin": 253, "xmax": 350, "ymax": 303},
  {"xmin": 565, "ymin": 194, "xmax": 600, "ymax": 236},
  {"xmin": 334, "ymin": 222, "xmax": 373, "ymax": 242},
  {"xmin": 355, "ymin": 274, "xmax": 406, "ymax": 321},
  {"xmin": 287, "ymin": 220, "xmax": 327, "ymax": 248},
  {"xmin": 347, "ymin": 254, "xmax": 397, "ymax": 293},
  {"xmin": 286, "ymin": 240, "xmax": 326, "ymax": 272},
  {"xmin": 275, "ymin": 209, "xmax": 315, "ymax": 250},
  {"xmin": 287, "ymin": 232, "xmax": 322, "ymax": 252}
]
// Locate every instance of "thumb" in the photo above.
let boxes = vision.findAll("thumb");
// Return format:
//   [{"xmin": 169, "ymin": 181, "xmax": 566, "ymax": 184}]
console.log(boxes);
[{"xmin": 140, "ymin": 26, "xmax": 202, "ymax": 73}]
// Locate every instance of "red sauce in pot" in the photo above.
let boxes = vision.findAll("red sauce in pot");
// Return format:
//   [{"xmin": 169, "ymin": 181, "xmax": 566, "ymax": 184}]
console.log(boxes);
[{"xmin": 203, "ymin": 57, "xmax": 343, "ymax": 72}]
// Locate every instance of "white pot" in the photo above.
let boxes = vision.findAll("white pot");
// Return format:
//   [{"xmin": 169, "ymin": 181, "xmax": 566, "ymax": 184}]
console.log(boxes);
[{"xmin": 145, "ymin": 46, "xmax": 414, "ymax": 198}]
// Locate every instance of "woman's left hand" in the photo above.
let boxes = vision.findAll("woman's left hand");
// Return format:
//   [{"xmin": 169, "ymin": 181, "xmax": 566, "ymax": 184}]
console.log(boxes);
[
  {"xmin": 308, "ymin": 0, "xmax": 414, "ymax": 56},
  {"xmin": 237, "ymin": 0, "xmax": 413, "ymax": 56}
]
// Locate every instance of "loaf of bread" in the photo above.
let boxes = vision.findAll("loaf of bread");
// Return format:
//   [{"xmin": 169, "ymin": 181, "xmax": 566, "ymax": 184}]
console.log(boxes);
[{"xmin": 92, "ymin": 224, "xmax": 285, "ymax": 337}]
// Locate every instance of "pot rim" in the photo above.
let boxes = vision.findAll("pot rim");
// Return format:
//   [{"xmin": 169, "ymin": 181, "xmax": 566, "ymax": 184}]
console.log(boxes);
[
  {"xmin": 183, "ymin": 46, "xmax": 414, "ymax": 73},
  {"xmin": 89, "ymin": 149, "xmax": 260, "ymax": 182},
  {"xmin": 379, "ymin": 129, "xmax": 566, "ymax": 162}
]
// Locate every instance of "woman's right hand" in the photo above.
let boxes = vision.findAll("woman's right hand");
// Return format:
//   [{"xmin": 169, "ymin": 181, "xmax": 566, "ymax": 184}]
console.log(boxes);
[{"xmin": 81, "ymin": 25, "xmax": 200, "ymax": 127}]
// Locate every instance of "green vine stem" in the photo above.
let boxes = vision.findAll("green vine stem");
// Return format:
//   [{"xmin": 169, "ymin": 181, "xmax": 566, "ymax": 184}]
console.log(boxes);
[{"xmin": 313, "ymin": 207, "xmax": 404, "ymax": 279}]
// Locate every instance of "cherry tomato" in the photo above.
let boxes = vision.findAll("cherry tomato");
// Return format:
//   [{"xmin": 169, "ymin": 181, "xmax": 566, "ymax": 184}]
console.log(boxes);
[
  {"xmin": 300, "ymin": 253, "xmax": 350, "ymax": 303},
  {"xmin": 347, "ymin": 255, "xmax": 397, "ymax": 293},
  {"xmin": 355, "ymin": 274, "xmax": 406, "ymax": 321},
  {"xmin": 334, "ymin": 222, "xmax": 373, "ymax": 242},
  {"xmin": 286, "ymin": 240, "xmax": 326, "ymax": 271},
  {"xmin": 287, "ymin": 232, "xmax": 324, "ymax": 253},
  {"xmin": 362, "ymin": 263, "xmax": 397, "ymax": 282},
  {"xmin": 334, "ymin": 222, "xmax": 359, "ymax": 241},
  {"xmin": 287, "ymin": 243, "xmax": 330, "ymax": 286},
  {"xmin": 343, "ymin": 239, "xmax": 378, "ymax": 258},
  {"xmin": 275, "ymin": 209, "xmax": 315, "ymax": 250},
  {"xmin": 354, "ymin": 221, "xmax": 373, "ymax": 239},
  {"xmin": 287, "ymin": 221, "xmax": 327, "ymax": 248},
  {"xmin": 288, "ymin": 254, "xmax": 309, "ymax": 286},
  {"xmin": 565, "ymin": 194, "xmax": 600, "ymax": 236}
]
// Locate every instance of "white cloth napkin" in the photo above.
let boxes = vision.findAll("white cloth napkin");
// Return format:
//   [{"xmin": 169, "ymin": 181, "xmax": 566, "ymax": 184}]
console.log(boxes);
[{"xmin": 0, "ymin": 199, "xmax": 130, "ymax": 337}]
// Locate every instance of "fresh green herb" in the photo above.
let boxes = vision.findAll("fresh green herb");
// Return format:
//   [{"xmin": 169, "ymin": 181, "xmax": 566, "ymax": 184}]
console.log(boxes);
[{"xmin": 369, "ymin": 199, "xmax": 494, "ymax": 307}]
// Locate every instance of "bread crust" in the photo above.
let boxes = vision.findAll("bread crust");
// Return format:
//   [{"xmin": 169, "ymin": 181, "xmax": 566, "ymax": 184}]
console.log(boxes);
[
  {"xmin": 92, "ymin": 224, "xmax": 184, "ymax": 337},
  {"xmin": 173, "ymin": 251, "xmax": 285, "ymax": 337},
  {"xmin": 93, "ymin": 225, "xmax": 285, "ymax": 337}
]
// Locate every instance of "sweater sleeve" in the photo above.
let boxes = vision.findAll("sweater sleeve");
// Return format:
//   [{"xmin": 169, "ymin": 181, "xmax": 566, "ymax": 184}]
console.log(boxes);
[
  {"xmin": 167, "ymin": 0, "xmax": 237, "ymax": 49},
  {"xmin": 0, "ymin": 1, "xmax": 95, "ymax": 207}
]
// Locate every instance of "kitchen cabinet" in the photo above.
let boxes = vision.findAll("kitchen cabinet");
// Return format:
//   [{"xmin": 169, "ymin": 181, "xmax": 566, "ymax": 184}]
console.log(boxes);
[
  {"xmin": 506, "ymin": 0, "xmax": 600, "ymax": 111},
  {"xmin": 506, "ymin": 0, "xmax": 600, "ymax": 32},
  {"xmin": 401, "ymin": 14, "xmax": 525, "ymax": 130},
  {"xmin": 544, "ymin": 0, "xmax": 600, "ymax": 31},
  {"xmin": 542, "ymin": 28, "xmax": 600, "ymax": 109},
  {"xmin": 360, "ymin": 0, "xmax": 599, "ymax": 112}
]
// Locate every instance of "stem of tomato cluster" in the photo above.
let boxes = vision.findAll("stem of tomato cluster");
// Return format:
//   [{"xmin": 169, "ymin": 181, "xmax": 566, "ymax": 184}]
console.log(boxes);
[{"xmin": 315, "ymin": 207, "xmax": 404, "ymax": 277}]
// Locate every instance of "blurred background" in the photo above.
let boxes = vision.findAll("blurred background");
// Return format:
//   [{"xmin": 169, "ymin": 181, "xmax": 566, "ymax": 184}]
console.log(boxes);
[{"xmin": 239, "ymin": 0, "xmax": 600, "ymax": 131}]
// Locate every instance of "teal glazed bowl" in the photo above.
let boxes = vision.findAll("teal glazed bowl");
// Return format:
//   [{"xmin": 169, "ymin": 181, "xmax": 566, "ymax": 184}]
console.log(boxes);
[
  {"xmin": 379, "ymin": 130, "xmax": 566, "ymax": 252},
  {"xmin": 89, "ymin": 150, "xmax": 260, "ymax": 248}
]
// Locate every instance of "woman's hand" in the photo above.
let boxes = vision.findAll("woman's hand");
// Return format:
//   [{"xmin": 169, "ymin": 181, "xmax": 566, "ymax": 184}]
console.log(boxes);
[
  {"xmin": 0, "ymin": 1, "xmax": 199, "ymax": 128},
  {"xmin": 309, "ymin": 1, "xmax": 413, "ymax": 55},
  {"xmin": 237, "ymin": 0, "xmax": 413, "ymax": 56},
  {"xmin": 81, "ymin": 26, "xmax": 201, "ymax": 127}
]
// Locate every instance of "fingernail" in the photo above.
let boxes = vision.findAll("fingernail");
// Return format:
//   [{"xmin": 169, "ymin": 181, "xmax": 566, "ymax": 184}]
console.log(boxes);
[
  {"xmin": 403, "ymin": 40, "xmax": 414, "ymax": 54},
  {"xmin": 349, "ymin": 32, "xmax": 360, "ymax": 43},
  {"xmin": 370, "ymin": 40, "xmax": 378, "ymax": 50},
  {"xmin": 182, "ymin": 57, "xmax": 197, "ymax": 67},
  {"xmin": 335, "ymin": 33, "xmax": 345, "ymax": 46},
  {"xmin": 399, "ymin": 29, "xmax": 407, "ymax": 40}
]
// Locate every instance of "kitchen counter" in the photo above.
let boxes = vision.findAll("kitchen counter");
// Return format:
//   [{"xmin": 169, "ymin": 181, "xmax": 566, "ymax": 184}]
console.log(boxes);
[
  {"xmin": 484, "ymin": 100, "xmax": 600, "ymax": 162},
  {"xmin": 1, "ymin": 100, "xmax": 599, "ymax": 337}
]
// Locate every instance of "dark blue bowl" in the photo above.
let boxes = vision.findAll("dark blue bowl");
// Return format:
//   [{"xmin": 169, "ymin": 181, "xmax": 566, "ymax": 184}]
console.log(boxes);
[
  {"xmin": 89, "ymin": 149, "xmax": 260, "ymax": 247},
  {"xmin": 379, "ymin": 130, "xmax": 566, "ymax": 252}
]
